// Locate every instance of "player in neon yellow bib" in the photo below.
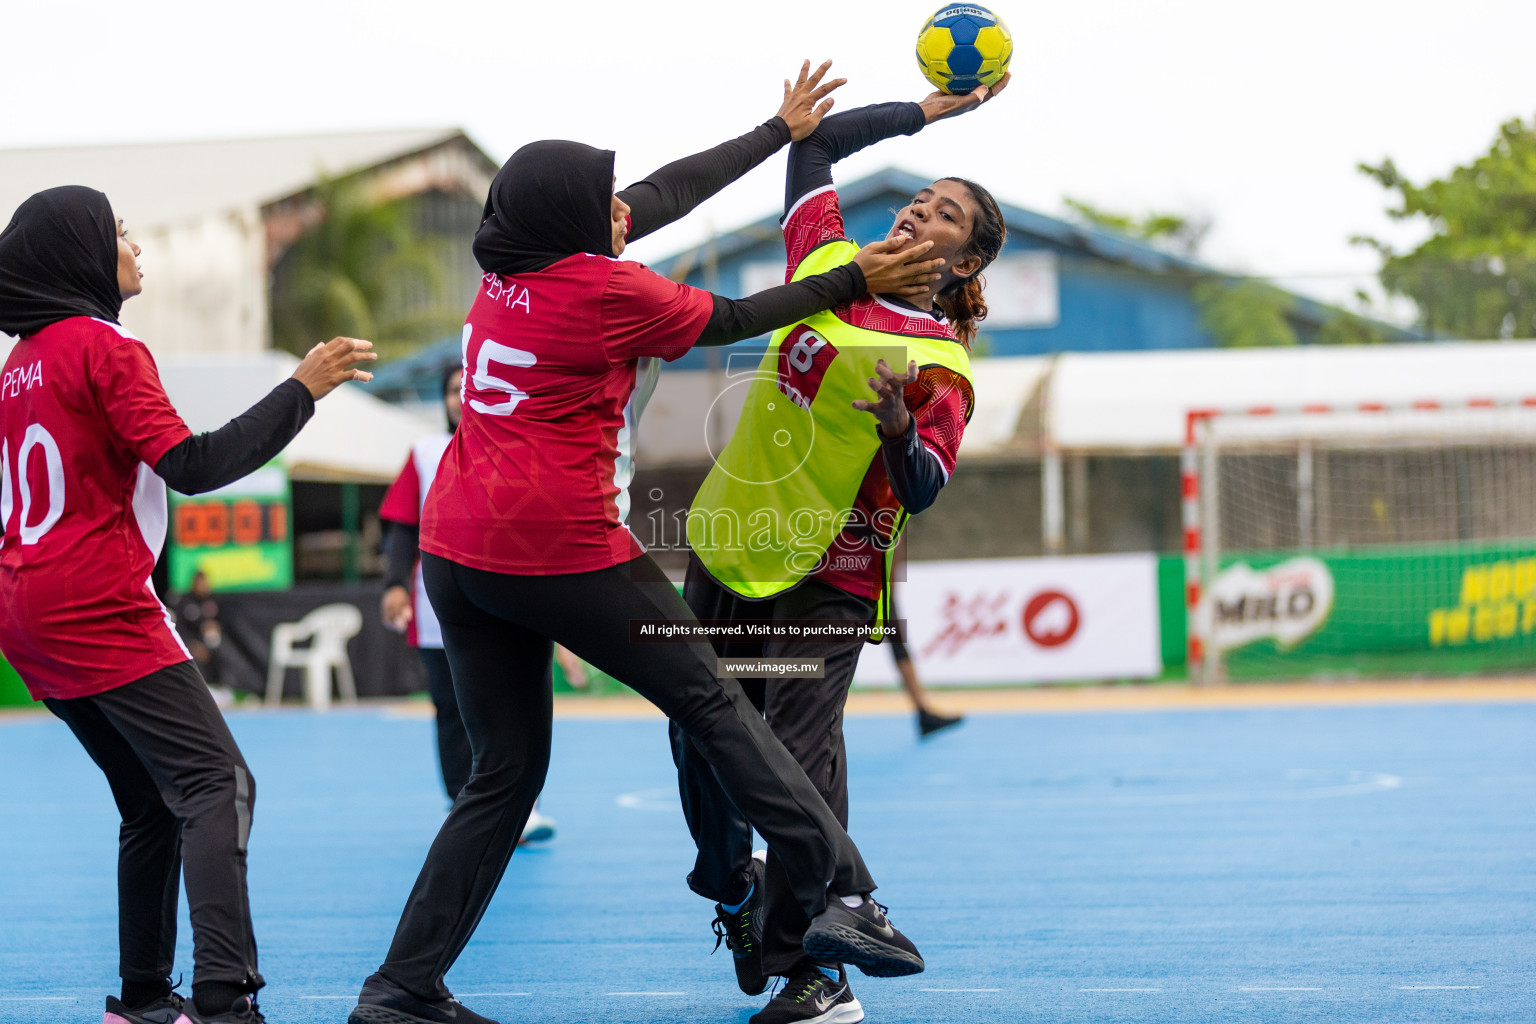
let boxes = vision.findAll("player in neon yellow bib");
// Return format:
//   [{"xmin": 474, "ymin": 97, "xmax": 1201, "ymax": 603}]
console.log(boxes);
[{"xmin": 673, "ymin": 76, "xmax": 1011, "ymax": 1024}]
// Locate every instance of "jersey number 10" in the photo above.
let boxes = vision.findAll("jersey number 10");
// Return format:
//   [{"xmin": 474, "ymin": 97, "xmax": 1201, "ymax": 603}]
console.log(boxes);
[{"xmin": 0, "ymin": 424, "xmax": 65, "ymax": 549}]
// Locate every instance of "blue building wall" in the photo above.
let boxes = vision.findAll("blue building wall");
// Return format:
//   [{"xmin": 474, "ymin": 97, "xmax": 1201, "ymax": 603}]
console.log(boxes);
[{"xmin": 651, "ymin": 168, "xmax": 1373, "ymax": 370}]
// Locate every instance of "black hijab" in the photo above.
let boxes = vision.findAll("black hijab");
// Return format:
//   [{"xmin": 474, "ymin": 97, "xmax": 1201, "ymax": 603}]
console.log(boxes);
[
  {"xmin": 0, "ymin": 186, "xmax": 123, "ymax": 337},
  {"xmin": 472, "ymin": 140, "xmax": 617, "ymax": 277}
]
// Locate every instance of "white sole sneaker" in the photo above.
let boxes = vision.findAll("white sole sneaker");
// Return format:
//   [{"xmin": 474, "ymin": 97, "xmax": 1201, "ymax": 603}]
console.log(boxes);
[{"xmin": 809, "ymin": 997, "xmax": 863, "ymax": 1024}]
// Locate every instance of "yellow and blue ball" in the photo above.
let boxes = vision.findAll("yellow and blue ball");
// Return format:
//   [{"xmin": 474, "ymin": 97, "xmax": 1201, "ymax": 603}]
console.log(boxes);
[{"xmin": 915, "ymin": 4, "xmax": 1012, "ymax": 95}]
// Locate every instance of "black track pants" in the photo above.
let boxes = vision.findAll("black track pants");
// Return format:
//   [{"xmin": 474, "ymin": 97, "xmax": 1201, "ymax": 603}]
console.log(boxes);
[
  {"xmin": 672, "ymin": 555, "xmax": 873, "ymax": 976},
  {"xmin": 44, "ymin": 661, "xmax": 261, "ymax": 992},
  {"xmin": 374, "ymin": 552, "xmax": 875, "ymax": 1002},
  {"xmin": 418, "ymin": 647, "xmax": 472, "ymax": 800}
]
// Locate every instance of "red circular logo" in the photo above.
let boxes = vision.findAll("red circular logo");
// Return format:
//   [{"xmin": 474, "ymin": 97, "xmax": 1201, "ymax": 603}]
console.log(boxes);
[{"xmin": 1022, "ymin": 590, "xmax": 1080, "ymax": 647}]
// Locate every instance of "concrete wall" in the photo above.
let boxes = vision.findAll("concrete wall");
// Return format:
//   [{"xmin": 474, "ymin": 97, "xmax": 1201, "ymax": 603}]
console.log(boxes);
[{"xmin": 122, "ymin": 208, "xmax": 268, "ymax": 355}]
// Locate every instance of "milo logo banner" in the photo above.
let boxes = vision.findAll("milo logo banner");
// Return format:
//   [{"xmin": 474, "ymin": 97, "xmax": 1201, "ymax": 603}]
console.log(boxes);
[
  {"xmin": 1184, "ymin": 542, "xmax": 1536, "ymax": 679},
  {"xmin": 1203, "ymin": 557, "xmax": 1335, "ymax": 652}
]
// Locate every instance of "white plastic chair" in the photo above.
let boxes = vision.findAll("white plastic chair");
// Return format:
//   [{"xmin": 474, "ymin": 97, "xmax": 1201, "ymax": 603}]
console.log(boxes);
[{"xmin": 264, "ymin": 603, "xmax": 363, "ymax": 710}]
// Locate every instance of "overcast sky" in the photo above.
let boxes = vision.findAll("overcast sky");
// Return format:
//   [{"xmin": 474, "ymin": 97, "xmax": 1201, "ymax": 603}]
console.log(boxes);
[{"xmin": 3, "ymin": 0, "xmax": 1533, "ymax": 319}]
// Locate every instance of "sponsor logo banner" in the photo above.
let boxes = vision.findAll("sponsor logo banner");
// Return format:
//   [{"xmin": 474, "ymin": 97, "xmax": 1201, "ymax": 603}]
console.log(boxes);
[
  {"xmin": 1203, "ymin": 557, "xmax": 1334, "ymax": 652},
  {"xmin": 853, "ymin": 554, "xmax": 1162, "ymax": 686}
]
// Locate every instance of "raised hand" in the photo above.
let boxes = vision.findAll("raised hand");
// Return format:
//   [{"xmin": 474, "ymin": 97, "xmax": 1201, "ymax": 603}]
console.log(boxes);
[
  {"xmin": 291, "ymin": 336, "xmax": 377, "ymax": 400},
  {"xmin": 777, "ymin": 59, "xmax": 847, "ymax": 141},
  {"xmin": 382, "ymin": 585, "xmax": 413, "ymax": 633},
  {"xmin": 852, "ymin": 238, "xmax": 945, "ymax": 298},
  {"xmin": 920, "ymin": 71, "xmax": 1011, "ymax": 124},
  {"xmin": 852, "ymin": 358, "xmax": 920, "ymax": 438}
]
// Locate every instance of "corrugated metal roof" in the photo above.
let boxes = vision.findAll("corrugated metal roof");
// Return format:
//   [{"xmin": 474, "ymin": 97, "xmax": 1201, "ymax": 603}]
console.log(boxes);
[{"xmin": 0, "ymin": 128, "xmax": 466, "ymax": 230}]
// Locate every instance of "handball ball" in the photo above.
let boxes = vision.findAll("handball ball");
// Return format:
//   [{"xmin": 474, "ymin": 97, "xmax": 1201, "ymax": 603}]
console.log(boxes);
[{"xmin": 915, "ymin": 4, "xmax": 1012, "ymax": 95}]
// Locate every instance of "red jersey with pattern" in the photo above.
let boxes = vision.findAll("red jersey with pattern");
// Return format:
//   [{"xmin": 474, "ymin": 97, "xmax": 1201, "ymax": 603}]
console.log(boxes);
[
  {"xmin": 781, "ymin": 185, "xmax": 973, "ymax": 600},
  {"xmin": 0, "ymin": 317, "xmax": 193, "ymax": 700},
  {"xmin": 379, "ymin": 431, "xmax": 452, "ymax": 648},
  {"xmin": 420, "ymin": 255, "xmax": 713, "ymax": 574}
]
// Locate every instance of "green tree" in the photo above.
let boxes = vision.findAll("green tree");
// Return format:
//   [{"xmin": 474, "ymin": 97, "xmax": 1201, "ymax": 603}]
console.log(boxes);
[
  {"xmin": 1315, "ymin": 302, "xmax": 1392, "ymax": 346},
  {"xmin": 1067, "ymin": 196, "xmax": 1302, "ymax": 347},
  {"xmin": 271, "ymin": 177, "xmax": 462, "ymax": 360},
  {"xmin": 1192, "ymin": 279, "xmax": 1298, "ymax": 348},
  {"xmin": 1063, "ymin": 197, "xmax": 1210, "ymax": 256},
  {"xmin": 1357, "ymin": 115, "xmax": 1536, "ymax": 339}
]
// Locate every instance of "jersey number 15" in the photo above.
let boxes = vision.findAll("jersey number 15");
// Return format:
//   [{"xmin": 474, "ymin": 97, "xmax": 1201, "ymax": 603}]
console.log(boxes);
[{"xmin": 462, "ymin": 323, "xmax": 537, "ymax": 417}]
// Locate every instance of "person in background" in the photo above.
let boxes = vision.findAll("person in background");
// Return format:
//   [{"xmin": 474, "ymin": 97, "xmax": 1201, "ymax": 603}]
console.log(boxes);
[
  {"xmin": 887, "ymin": 591, "xmax": 962, "ymax": 737},
  {"xmin": 379, "ymin": 366, "xmax": 559, "ymax": 841},
  {"xmin": 173, "ymin": 570, "xmax": 231, "ymax": 697}
]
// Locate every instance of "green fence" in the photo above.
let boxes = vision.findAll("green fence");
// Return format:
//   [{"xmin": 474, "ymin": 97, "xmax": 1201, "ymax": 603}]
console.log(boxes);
[{"xmin": 1160, "ymin": 540, "xmax": 1536, "ymax": 680}]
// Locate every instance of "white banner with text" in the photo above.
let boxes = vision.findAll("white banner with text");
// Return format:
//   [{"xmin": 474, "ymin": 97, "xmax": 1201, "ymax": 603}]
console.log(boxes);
[{"xmin": 853, "ymin": 554, "xmax": 1162, "ymax": 686}]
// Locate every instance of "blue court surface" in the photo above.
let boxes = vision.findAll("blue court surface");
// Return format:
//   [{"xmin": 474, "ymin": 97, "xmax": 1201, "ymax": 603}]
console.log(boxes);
[{"xmin": 2, "ymin": 697, "xmax": 1534, "ymax": 1024}]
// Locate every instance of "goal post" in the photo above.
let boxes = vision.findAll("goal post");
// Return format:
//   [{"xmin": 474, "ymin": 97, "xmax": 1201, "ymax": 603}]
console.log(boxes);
[{"xmin": 1183, "ymin": 398, "xmax": 1536, "ymax": 683}]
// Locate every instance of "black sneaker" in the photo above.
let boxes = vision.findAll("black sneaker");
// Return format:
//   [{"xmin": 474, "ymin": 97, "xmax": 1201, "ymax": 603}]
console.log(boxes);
[
  {"xmin": 803, "ymin": 895, "xmax": 924, "ymax": 978},
  {"xmin": 918, "ymin": 709, "xmax": 963, "ymax": 737},
  {"xmin": 750, "ymin": 964, "xmax": 863, "ymax": 1024},
  {"xmin": 712, "ymin": 854, "xmax": 769, "ymax": 995},
  {"xmin": 188, "ymin": 994, "xmax": 264, "ymax": 1023},
  {"xmin": 104, "ymin": 992, "xmax": 193, "ymax": 1024},
  {"xmin": 347, "ymin": 971, "xmax": 499, "ymax": 1024}
]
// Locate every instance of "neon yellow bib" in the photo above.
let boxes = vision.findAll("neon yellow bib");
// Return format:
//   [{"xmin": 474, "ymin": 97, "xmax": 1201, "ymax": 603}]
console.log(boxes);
[{"xmin": 688, "ymin": 239, "xmax": 973, "ymax": 601}]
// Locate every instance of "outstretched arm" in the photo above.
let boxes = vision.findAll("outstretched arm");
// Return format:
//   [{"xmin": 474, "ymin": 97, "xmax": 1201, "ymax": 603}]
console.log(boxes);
[
  {"xmin": 153, "ymin": 337, "xmax": 374, "ymax": 495},
  {"xmin": 785, "ymin": 102, "xmax": 927, "ymax": 212},
  {"xmin": 618, "ymin": 61, "xmax": 844, "ymax": 242},
  {"xmin": 784, "ymin": 75, "xmax": 1012, "ymax": 213},
  {"xmin": 694, "ymin": 239, "xmax": 944, "ymax": 346}
]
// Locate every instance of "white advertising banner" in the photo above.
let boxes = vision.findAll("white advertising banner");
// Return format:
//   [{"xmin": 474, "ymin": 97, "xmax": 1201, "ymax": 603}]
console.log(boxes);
[{"xmin": 853, "ymin": 554, "xmax": 1163, "ymax": 686}]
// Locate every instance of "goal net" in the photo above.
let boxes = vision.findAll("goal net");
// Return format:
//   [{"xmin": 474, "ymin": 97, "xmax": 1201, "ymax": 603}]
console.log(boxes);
[{"xmin": 1183, "ymin": 399, "xmax": 1536, "ymax": 682}]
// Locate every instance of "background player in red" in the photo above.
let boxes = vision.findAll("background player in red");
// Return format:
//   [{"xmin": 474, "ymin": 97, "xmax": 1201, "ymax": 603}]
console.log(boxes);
[
  {"xmin": 0, "ymin": 186, "xmax": 375, "ymax": 1024},
  {"xmin": 378, "ymin": 365, "xmax": 560, "ymax": 839},
  {"xmin": 673, "ymin": 77, "xmax": 1009, "ymax": 1024},
  {"xmin": 348, "ymin": 63, "xmax": 949, "ymax": 1024},
  {"xmin": 379, "ymin": 366, "xmax": 474, "ymax": 801}
]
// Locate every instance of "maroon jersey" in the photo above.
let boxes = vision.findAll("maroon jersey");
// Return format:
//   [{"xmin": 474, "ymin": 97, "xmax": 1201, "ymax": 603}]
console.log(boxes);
[
  {"xmin": 0, "ymin": 317, "xmax": 193, "ymax": 700},
  {"xmin": 421, "ymin": 255, "xmax": 713, "ymax": 574},
  {"xmin": 782, "ymin": 186, "xmax": 972, "ymax": 600},
  {"xmin": 378, "ymin": 432, "xmax": 451, "ymax": 648}
]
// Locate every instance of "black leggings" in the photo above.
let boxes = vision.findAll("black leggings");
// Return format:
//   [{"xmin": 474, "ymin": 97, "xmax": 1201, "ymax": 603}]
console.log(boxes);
[
  {"xmin": 417, "ymin": 647, "xmax": 472, "ymax": 800},
  {"xmin": 374, "ymin": 552, "xmax": 875, "ymax": 1002},
  {"xmin": 45, "ymin": 661, "xmax": 261, "ymax": 994},
  {"xmin": 672, "ymin": 556, "xmax": 874, "ymax": 975}
]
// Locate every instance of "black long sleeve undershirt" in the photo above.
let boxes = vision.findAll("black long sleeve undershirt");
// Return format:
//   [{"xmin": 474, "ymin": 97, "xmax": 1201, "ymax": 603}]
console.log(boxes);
[
  {"xmin": 694, "ymin": 262, "xmax": 866, "ymax": 347},
  {"xmin": 617, "ymin": 117, "xmax": 792, "ymax": 243},
  {"xmin": 383, "ymin": 522, "xmax": 419, "ymax": 591},
  {"xmin": 154, "ymin": 378, "xmax": 314, "ymax": 495},
  {"xmin": 879, "ymin": 413, "xmax": 947, "ymax": 514},
  {"xmin": 786, "ymin": 101, "xmax": 927, "ymax": 211}
]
